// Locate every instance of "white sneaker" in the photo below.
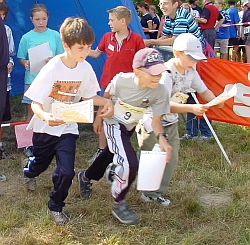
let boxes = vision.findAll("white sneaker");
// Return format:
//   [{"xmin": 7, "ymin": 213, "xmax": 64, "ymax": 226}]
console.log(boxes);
[
  {"xmin": 141, "ymin": 193, "xmax": 171, "ymax": 206},
  {"xmin": 48, "ymin": 210, "xmax": 68, "ymax": 225},
  {"xmin": 0, "ymin": 174, "xmax": 6, "ymax": 181}
]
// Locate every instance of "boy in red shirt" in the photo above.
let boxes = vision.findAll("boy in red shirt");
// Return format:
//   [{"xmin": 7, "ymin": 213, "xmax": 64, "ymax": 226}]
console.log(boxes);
[{"xmin": 88, "ymin": 6, "xmax": 145, "ymax": 161}]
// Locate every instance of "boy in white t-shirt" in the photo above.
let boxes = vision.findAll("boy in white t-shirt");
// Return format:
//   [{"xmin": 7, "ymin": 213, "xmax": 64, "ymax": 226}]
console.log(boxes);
[
  {"xmin": 136, "ymin": 33, "xmax": 223, "ymax": 205},
  {"xmin": 23, "ymin": 17, "xmax": 114, "ymax": 225}
]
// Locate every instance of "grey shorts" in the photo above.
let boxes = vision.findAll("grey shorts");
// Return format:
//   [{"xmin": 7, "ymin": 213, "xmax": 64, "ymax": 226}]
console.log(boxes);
[
  {"xmin": 215, "ymin": 39, "xmax": 229, "ymax": 54},
  {"xmin": 245, "ymin": 34, "xmax": 250, "ymax": 45},
  {"xmin": 21, "ymin": 84, "xmax": 32, "ymax": 104}
]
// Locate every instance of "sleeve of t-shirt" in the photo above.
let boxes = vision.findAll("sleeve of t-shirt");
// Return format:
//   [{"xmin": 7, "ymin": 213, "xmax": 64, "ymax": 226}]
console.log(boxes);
[
  {"xmin": 201, "ymin": 8, "xmax": 210, "ymax": 20},
  {"xmin": 109, "ymin": 73, "xmax": 119, "ymax": 96},
  {"xmin": 151, "ymin": 84, "xmax": 170, "ymax": 116},
  {"xmin": 135, "ymin": 34, "xmax": 146, "ymax": 51},
  {"xmin": 80, "ymin": 65, "xmax": 100, "ymax": 99},
  {"xmin": 6, "ymin": 26, "xmax": 15, "ymax": 57},
  {"xmin": 234, "ymin": 9, "xmax": 240, "ymax": 23},
  {"xmin": 17, "ymin": 35, "xmax": 28, "ymax": 60},
  {"xmin": 190, "ymin": 69, "xmax": 207, "ymax": 93},
  {"xmin": 97, "ymin": 33, "xmax": 107, "ymax": 52},
  {"xmin": 55, "ymin": 32, "xmax": 64, "ymax": 55},
  {"xmin": 218, "ymin": 12, "xmax": 223, "ymax": 21},
  {"xmin": 24, "ymin": 61, "xmax": 55, "ymax": 103},
  {"xmin": 162, "ymin": 19, "xmax": 172, "ymax": 37}
]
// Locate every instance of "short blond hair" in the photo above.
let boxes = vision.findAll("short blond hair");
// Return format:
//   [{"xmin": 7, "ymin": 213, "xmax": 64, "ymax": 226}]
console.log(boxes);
[
  {"xmin": 216, "ymin": 0, "xmax": 224, "ymax": 4},
  {"xmin": 107, "ymin": 6, "xmax": 132, "ymax": 25},
  {"xmin": 181, "ymin": 3, "xmax": 191, "ymax": 12},
  {"xmin": 60, "ymin": 17, "xmax": 95, "ymax": 48}
]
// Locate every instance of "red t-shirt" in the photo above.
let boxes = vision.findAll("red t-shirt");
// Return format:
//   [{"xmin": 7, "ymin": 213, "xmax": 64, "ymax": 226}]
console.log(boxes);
[{"xmin": 97, "ymin": 29, "xmax": 145, "ymax": 89}]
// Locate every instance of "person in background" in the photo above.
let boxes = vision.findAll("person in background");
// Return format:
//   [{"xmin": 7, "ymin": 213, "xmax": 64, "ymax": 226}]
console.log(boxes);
[
  {"xmin": 189, "ymin": 0, "xmax": 203, "ymax": 16},
  {"xmin": 237, "ymin": 0, "xmax": 247, "ymax": 62},
  {"xmin": 195, "ymin": 0, "xmax": 224, "ymax": 49},
  {"xmin": 22, "ymin": 17, "xmax": 114, "ymax": 224},
  {"xmin": 144, "ymin": 0, "xmax": 215, "ymax": 58},
  {"xmin": 227, "ymin": 0, "xmax": 241, "ymax": 61},
  {"xmin": 214, "ymin": 0, "xmax": 231, "ymax": 60},
  {"xmin": 17, "ymin": 4, "xmax": 64, "ymax": 157},
  {"xmin": 241, "ymin": 0, "xmax": 250, "ymax": 62},
  {"xmin": 136, "ymin": 2, "xmax": 153, "ymax": 39},
  {"xmin": 0, "ymin": 1, "xmax": 15, "ymax": 161},
  {"xmin": 149, "ymin": 5, "xmax": 160, "ymax": 39},
  {"xmin": 88, "ymin": 6, "xmax": 145, "ymax": 163},
  {"xmin": 181, "ymin": 2, "xmax": 199, "ymax": 19},
  {"xmin": 0, "ymin": 17, "xmax": 9, "ymax": 182}
]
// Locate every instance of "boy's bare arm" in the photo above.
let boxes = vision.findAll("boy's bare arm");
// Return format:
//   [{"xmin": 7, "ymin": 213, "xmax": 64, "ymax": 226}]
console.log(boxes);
[
  {"xmin": 144, "ymin": 35, "xmax": 177, "ymax": 47},
  {"xmin": 152, "ymin": 115, "xmax": 172, "ymax": 162},
  {"xmin": 199, "ymin": 90, "xmax": 224, "ymax": 108},
  {"xmin": 170, "ymin": 101, "xmax": 209, "ymax": 115},
  {"xmin": 31, "ymin": 101, "xmax": 65, "ymax": 126},
  {"xmin": 88, "ymin": 48, "xmax": 102, "ymax": 58}
]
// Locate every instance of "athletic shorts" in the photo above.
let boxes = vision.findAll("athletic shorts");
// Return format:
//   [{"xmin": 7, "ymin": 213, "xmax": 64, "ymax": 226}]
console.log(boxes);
[{"xmin": 214, "ymin": 39, "xmax": 229, "ymax": 54}]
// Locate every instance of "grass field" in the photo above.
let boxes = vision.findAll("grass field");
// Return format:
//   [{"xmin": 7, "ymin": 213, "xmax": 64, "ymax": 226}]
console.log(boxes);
[{"xmin": 1, "ymin": 95, "xmax": 250, "ymax": 245}]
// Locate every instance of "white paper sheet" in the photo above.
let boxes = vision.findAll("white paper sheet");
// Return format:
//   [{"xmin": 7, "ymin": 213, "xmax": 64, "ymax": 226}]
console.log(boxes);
[
  {"xmin": 137, "ymin": 150, "xmax": 167, "ymax": 191},
  {"xmin": 28, "ymin": 42, "xmax": 52, "ymax": 75},
  {"xmin": 206, "ymin": 84, "xmax": 237, "ymax": 107},
  {"xmin": 52, "ymin": 99, "xmax": 94, "ymax": 123}
]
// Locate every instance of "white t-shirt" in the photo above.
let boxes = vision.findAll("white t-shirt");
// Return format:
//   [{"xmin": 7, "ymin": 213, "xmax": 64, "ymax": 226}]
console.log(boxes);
[
  {"xmin": 25, "ymin": 55, "xmax": 100, "ymax": 136},
  {"xmin": 161, "ymin": 58, "xmax": 207, "ymax": 125}
]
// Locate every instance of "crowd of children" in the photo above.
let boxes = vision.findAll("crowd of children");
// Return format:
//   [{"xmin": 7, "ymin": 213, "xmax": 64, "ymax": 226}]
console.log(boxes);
[{"xmin": 0, "ymin": 0, "xmax": 229, "ymax": 226}]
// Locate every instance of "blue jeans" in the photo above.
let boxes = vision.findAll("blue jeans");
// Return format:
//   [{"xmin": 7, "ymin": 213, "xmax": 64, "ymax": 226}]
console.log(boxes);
[{"xmin": 185, "ymin": 93, "xmax": 212, "ymax": 137}]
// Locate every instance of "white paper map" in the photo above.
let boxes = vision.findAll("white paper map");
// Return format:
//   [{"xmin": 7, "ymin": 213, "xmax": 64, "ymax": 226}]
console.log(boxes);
[
  {"xmin": 52, "ymin": 99, "xmax": 94, "ymax": 123},
  {"xmin": 28, "ymin": 42, "xmax": 52, "ymax": 75},
  {"xmin": 206, "ymin": 84, "xmax": 237, "ymax": 107}
]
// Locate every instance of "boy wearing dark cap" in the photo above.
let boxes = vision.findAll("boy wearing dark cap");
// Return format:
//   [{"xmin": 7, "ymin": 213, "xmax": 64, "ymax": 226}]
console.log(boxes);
[{"xmin": 78, "ymin": 48, "xmax": 172, "ymax": 225}]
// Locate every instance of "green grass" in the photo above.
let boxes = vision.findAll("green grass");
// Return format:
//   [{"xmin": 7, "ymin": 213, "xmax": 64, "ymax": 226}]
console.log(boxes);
[{"xmin": 1, "ymin": 95, "xmax": 250, "ymax": 244}]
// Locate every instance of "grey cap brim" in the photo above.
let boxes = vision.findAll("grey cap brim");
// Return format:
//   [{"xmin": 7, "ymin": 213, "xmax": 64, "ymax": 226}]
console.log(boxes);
[
  {"xmin": 185, "ymin": 52, "xmax": 207, "ymax": 62},
  {"xmin": 145, "ymin": 63, "xmax": 167, "ymax": 75}
]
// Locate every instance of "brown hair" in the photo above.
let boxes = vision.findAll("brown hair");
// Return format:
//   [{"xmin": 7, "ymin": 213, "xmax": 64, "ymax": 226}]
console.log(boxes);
[
  {"xmin": 107, "ymin": 6, "xmax": 132, "ymax": 24},
  {"xmin": 30, "ymin": 4, "xmax": 48, "ymax": 17},
  {"xmin": 0, "ymin": 2, "xmax": 8, "ymax": 20},
  {"xmin": 60, "ymin": 17, "xmax": 95, "ymax": 48}
]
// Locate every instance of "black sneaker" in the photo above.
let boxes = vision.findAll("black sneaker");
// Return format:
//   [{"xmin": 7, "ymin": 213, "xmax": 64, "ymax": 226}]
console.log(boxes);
[
  {"xmin": 23, "ymin": 146, "xmax": 34, "ymax": 158},
  {"xmin": 0, "ymin": 148, "xmax": 14, "ymax": 160},
  {"xmin": 78, "ymin": 170, "xmax": 92, "ymax": 200},
  {"xmin": 112, "ymin": 201, "xmax": 139, "ymax": 225}
]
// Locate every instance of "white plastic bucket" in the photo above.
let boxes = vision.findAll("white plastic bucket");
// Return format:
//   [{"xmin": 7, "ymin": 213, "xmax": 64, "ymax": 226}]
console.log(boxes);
[{"xmin": 137, "ymin": 149, "xmax": 167, "ymax": 191}]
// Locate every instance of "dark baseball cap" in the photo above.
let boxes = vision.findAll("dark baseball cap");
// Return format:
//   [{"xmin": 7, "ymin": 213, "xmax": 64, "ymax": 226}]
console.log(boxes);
[{"xmin": 132, "ymin": 48, "xmax": 167, "ymax": 75}]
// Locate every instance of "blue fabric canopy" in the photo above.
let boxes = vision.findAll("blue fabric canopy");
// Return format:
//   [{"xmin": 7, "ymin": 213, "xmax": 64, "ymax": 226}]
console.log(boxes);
[{"xmin": 5, "ymin": 0, "xmax": 145, "ymax": 95}]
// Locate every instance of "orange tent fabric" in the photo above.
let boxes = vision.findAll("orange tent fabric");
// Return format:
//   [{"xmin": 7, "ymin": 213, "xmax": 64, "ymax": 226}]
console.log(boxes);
[{"xmin": 196, "ymin": 58, "xmax": 250, "ymax": 126}]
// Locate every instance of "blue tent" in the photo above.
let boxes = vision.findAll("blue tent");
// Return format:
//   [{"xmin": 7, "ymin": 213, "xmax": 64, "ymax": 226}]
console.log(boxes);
[{"xmin": 5, "ymin": 0, "xmax": 145, "ymax": 95}]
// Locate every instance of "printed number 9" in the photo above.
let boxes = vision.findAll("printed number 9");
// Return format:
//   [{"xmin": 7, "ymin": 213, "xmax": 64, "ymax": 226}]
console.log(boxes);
[{"xmin": 124, "ymin": 112, "xmax": 132, "ymax": 120}]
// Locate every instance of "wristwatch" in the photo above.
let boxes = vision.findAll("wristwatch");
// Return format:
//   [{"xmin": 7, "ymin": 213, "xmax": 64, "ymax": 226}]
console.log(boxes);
[{"xmin": 157, "ymin": 132, "xmax": 169, "ymax": 141}]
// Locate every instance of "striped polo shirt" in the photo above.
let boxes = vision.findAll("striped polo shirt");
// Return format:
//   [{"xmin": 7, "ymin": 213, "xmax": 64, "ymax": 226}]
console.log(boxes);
[{"xmin": 162, "ymin": 7, "xmax": 206, "ymax": 48}]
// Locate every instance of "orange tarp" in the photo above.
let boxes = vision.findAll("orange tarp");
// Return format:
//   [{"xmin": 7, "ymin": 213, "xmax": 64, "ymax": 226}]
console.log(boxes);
[{"xmin": 196, "ymin": 58, "xmax": 250, "ymax": 126}]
